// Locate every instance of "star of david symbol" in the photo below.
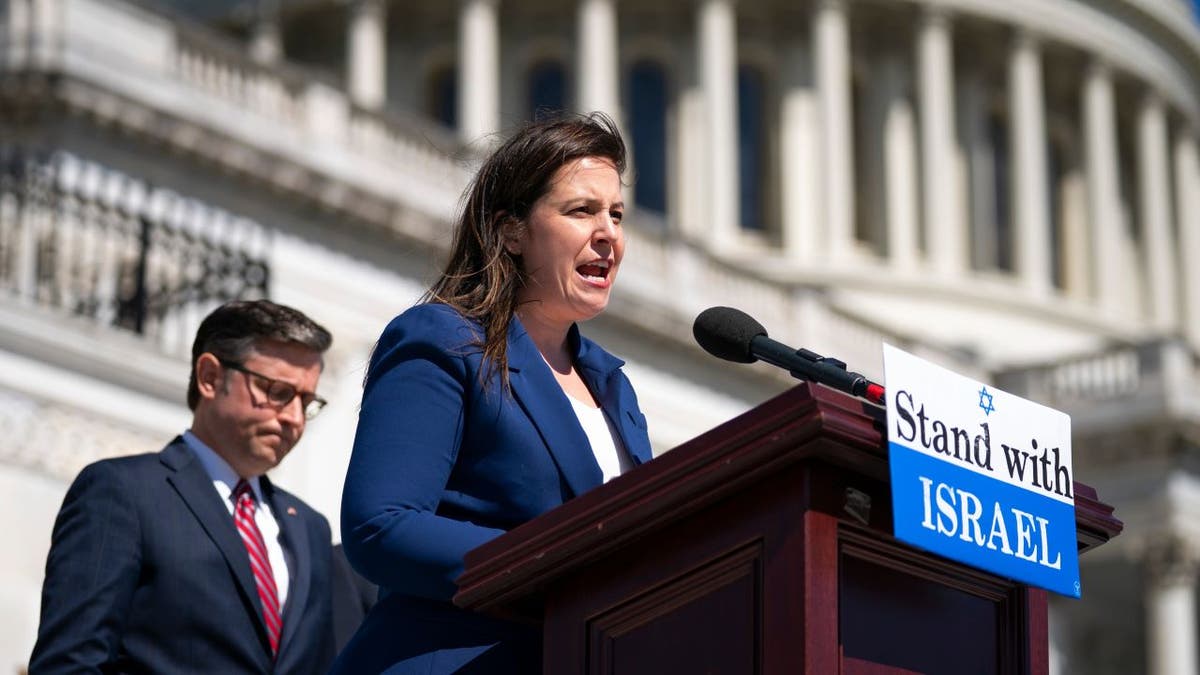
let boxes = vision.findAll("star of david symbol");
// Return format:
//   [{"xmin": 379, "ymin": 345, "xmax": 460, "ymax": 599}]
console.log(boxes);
[{"xmin": 978, "ymin": 386, "xmax": 995, "ymax": 416}]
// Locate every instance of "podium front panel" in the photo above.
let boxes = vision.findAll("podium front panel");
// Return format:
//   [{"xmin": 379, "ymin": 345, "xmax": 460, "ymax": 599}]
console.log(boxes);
[
  {"xmin": 541, "ymin": 462, "xmax": 819, "ymax": 674},
  {"xmin": 839, "ymin": 530, "xmax": 1034, "ymax": 675},
  {"xmin": 585, "ymin": 542, "xmax": 761, "ymax": 674}
]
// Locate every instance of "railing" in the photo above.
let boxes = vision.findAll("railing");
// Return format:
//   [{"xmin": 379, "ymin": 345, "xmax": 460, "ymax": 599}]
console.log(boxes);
[
  {"xmin": 994, "ymin": 339, "xmax": 1200, "ymax": 412},
  {"xmin": 809, "ymin": 305, "xmax": 902, "ymax": 381},
  {"xmin": 0, "ymin": 148, "xmax": 271, "ymax": 358},
  {"xmin": 619, "ymin": 225, "xmax": 792, "ymax": 336},
  {"xmin": 346, "ymin": 104, "xmax": 464, "ymax": 174},
  {"xmin": 619, "ymin": 221, "xmax": 945, "ymax": 384},
  {"xmin": 170, "ymin": 12, "xmax": 470, "ymax": 199},
  {"xmin": 174, "ymin": 26, "xmax": 311, "ymax": 131}
]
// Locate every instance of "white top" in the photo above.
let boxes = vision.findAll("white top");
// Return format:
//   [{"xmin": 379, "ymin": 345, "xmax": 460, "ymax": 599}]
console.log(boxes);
[
  {"xmin": 568, "ymin": 396, "xmax": 633, "ymax": 483},
  {"xmin": 183, "ymin": 430, "xmax": 292, "ymax": 609}
]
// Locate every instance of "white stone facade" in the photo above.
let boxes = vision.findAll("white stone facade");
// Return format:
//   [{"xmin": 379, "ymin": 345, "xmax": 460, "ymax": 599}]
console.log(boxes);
[{"xmin": 1, "ymin": 0, "xmax": 1199, "ymax": 672}]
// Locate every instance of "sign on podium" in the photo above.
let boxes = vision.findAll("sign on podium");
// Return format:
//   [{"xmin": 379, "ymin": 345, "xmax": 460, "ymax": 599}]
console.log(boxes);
[{"xmin": 884, "ymin": 344, "xmax": 1081, "ymax": 598}]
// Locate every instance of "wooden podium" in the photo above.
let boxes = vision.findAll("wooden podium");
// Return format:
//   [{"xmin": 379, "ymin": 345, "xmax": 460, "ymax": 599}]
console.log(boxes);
[{"xmin": 454, "ymin": 383, "xmax": 1122, "ymax": 674}]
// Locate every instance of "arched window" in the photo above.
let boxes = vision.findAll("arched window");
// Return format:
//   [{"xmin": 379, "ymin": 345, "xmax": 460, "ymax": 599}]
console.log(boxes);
[
  {"xmin": 628, "ymin": 60, "xmax": 668, "ymax": 214},
  {"xmin": 738, "ymin": 64, "xmax": 768, "ymax": 231},
  {"xmin": 427, "ymin": 64, "xmax": 457, "ymax": 130},
  {"xmin": 527, "ymin": 60, "xmax": 568, "ymax": 121}
]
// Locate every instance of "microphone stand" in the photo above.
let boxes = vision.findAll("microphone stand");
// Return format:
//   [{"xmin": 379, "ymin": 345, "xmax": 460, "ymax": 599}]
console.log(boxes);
[{"xmin": 750, "ymin": 337, "xmax": 886, "ymax": 405}]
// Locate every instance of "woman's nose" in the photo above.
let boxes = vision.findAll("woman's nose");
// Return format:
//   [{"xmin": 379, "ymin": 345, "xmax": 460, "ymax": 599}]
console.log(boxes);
[{"xmin": 594, "ymin": 213, "xmax": 618, "ymax": 239}]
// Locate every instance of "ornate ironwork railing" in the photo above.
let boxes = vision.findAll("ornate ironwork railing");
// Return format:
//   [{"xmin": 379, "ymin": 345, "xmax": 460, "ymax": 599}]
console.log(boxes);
[{"xmin": 0, "ymin": 148, "xmax": 271, "ymax": 357}]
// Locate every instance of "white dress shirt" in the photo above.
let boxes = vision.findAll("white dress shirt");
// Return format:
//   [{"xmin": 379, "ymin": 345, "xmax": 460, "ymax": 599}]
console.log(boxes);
[
  {"xmin": 568, "ymin": 397, "xmax": 633, "ymax": 483},
  {"xmin": 183, "ymin": 430, "xmax": 292, "ymax": 609}
]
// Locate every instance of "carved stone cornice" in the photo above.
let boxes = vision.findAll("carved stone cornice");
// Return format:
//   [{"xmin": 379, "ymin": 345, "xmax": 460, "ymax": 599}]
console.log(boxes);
[{"xmin": 0, "ymin": 385, "xmax": 167, "ymax": 482}]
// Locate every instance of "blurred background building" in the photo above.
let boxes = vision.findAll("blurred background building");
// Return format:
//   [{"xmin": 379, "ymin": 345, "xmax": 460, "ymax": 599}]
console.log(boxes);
[{"xmin": 1, "ymin": 0, "xmax": 1198, "ymax": 672}]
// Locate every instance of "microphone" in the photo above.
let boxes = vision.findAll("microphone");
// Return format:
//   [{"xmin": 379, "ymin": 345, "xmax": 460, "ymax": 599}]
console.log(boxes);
[{"xmin": 692, "ymin": 306, "xmax": 885, "ymax": 405}]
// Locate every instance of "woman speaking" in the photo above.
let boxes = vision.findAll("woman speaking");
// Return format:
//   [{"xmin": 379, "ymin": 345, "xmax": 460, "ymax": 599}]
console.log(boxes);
[{"xmin": 333, "ymin": 113, "xmax": 653, "ymax": 674}]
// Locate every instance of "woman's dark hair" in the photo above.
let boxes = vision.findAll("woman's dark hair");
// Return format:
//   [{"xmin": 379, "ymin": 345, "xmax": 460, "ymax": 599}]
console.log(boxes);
[{"xmin": 425, "ymin": 112, "xmax": 626, "ymax": 387}]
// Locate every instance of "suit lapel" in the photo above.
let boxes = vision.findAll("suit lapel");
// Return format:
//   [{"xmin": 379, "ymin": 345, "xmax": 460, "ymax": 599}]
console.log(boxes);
[
  {"xmin": 507, "ymin": 320, "xmax": 603, "ymax": 499},
  {"xmin": 160, "ymin": 440, "xmax": 272, "ymax": 654},
  {"xmin": 265, "ymin": 479, "xmax": 309, "ymax": 660},
  {"xmin": 580, "ymin": 366, "xmax": 652, "ymax": 466},
  {"xmin": 575, "ymin": 333, "xmax": 654, "ymax": 466}
]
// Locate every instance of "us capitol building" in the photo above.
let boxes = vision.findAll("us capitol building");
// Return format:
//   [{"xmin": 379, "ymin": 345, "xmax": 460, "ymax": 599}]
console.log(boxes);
[{"xmin": 2, "ymin": 0, "xmax": 1199, "ymax": 672}]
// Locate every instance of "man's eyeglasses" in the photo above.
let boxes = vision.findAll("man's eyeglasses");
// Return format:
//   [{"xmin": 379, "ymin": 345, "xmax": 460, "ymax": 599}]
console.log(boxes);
[{"xmin": 219, "ymin": 359, "xmax": 328, "ymax": 420}]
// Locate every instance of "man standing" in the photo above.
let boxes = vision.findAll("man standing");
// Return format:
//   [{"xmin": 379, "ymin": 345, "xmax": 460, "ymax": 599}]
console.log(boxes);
[{"xmin": 30, "ymin": 300, "xmax": 337, "ymax": 674}]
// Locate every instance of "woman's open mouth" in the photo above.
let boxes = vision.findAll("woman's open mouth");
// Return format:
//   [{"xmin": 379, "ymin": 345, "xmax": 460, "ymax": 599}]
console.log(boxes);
[{"xmin": 576, "ymin": 260, "xmax": 611, "ymax": 283}]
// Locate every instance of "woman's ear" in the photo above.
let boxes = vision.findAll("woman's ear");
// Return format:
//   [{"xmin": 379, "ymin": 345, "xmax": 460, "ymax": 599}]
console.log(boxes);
[{"xmin": 500, "ymin": 215, "xmax": 523, "ymax": 256}]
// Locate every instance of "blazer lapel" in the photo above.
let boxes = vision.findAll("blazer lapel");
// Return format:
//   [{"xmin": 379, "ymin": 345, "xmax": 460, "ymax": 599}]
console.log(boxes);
[
  {"xmin": 160, "ymin": 440, "xmax": 272, "ymax": 653},
  {"xmin": 585, "ymin": 368, "xmax": 652, "ymax": 466},
  {"xmin": 265, "ymin": 479, "xmax": 310, "ymax": 660},
  {"xmin": 507, "ymin": 319, "xmax": 603, "ymax": 499},
  {"xmin": 575, "ymin": 331, "xmax": 654, "ymax": 466}
]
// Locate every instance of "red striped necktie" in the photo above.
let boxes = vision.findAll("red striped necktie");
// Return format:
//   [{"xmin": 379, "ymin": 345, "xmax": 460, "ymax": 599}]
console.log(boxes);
[{"xmin": 233, "ymin": 479, "xmax": 282, "ymax": 656}]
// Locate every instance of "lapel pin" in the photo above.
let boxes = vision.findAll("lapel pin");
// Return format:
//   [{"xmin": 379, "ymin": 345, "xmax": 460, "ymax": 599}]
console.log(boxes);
[{"xmin": 287, "ymin": 507, "xmax": 297, "ymax": 516}]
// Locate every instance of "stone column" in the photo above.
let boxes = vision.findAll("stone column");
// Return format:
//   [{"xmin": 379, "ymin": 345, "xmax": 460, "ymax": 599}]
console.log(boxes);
[
  {"xmin": 576, "ymin": 0, "xmax": 620, "ymax": 120},
  {"xmin": 1146, "ymin": 536, "xmax": 1200, "ymax": 675},
  {"xmin": 880, "ymin": 54, "xmax": 919, "ymax": 271},
  {"xmin": 780, "ymin": 37, "xmax": 819, "ymax": 262},
  {"xmin": 858, "ymin": 60, "xmax": 887, "ymax": 254},
  {"xmin": 961, "ymin": 73, "xmax": 996, "ymax": 270},
  {"xmin": 29, "ymin": 0, "xmax": 64, "ymax": 67},
  {"xmin": 918, "ymin": 9, "xmax": 961, "ymax": 276},
  {"xmin": 698, "ymin": 0, "xmax": 739, "ymax": 246},
  {"xmin": 1137, "ymin": 94, "xmax": 1178, "ymax": 330},
  {"xmin": 458, "ymin": 0, "xmax": 501, "ymax": 144},
  {"xmin": 1009, "ymin": 32, "xmax": 1051, "ymax": 295},
  {"xmin": 250, "ymin": 0, "xmax": 282, "ymax": 64},
  {"xmin": 1176, "ymin": 130, "xmax": 1200, "ymax": 348},
  {"xmin": 1059, "ymin": 164, "xmax": 1089, "ymax": 301},
  {"xmin": 676, "ymin": 73, "xmax": 706, "ymax": 240},
  {"xmin": 4, "ymin": 0, "xmax": 29, "ymax": 65},
  {"xmin": 1083, "ymin": 62, "xmax": 1122, "ymax": 316},
  {"xmin": 347, "ymin": 0, "xmax": 388, "ymax": 109},
  {"xmin": 815, "ymin": 0, "xmax": 854, "ymax": 261}
]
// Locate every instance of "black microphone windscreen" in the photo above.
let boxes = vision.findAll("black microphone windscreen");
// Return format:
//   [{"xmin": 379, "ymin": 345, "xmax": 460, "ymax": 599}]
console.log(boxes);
[{"xmin": 692, "ymin": 306, "xmax": 766, "ymax": 364}]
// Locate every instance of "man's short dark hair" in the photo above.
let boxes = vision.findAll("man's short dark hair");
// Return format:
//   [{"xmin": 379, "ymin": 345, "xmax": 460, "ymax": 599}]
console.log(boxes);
[{"xmin": 187, "ymin": 300, "xmax": 333, "ymax": 410}]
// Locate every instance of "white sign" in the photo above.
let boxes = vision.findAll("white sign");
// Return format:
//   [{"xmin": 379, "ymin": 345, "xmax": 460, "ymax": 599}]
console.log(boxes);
[{"xmin": 884, "ymin": 344, "xmax": 1081, "ymax": 598}]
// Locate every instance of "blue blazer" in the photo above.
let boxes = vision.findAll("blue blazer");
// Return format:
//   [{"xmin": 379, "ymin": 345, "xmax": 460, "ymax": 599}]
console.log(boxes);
[
  {"xmin": 335, "ymin": 303, "xmax": 653, "ymax": 674},
  {"xmin": 29, "ymin": 439, "xmax": 336, "ymax": 675}
]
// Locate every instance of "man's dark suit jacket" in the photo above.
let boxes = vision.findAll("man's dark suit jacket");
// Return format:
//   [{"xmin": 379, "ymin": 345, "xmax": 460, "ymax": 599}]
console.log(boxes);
[{"xmin": 29, "ymin": 438, "xmax": 336, "ymax": 674}]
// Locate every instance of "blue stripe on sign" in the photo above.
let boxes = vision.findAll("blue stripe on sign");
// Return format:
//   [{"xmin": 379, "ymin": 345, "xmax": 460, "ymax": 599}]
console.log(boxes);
[{"xmin": 889, "ymin": 442, "xmax": 1081, "ymax": 598}]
